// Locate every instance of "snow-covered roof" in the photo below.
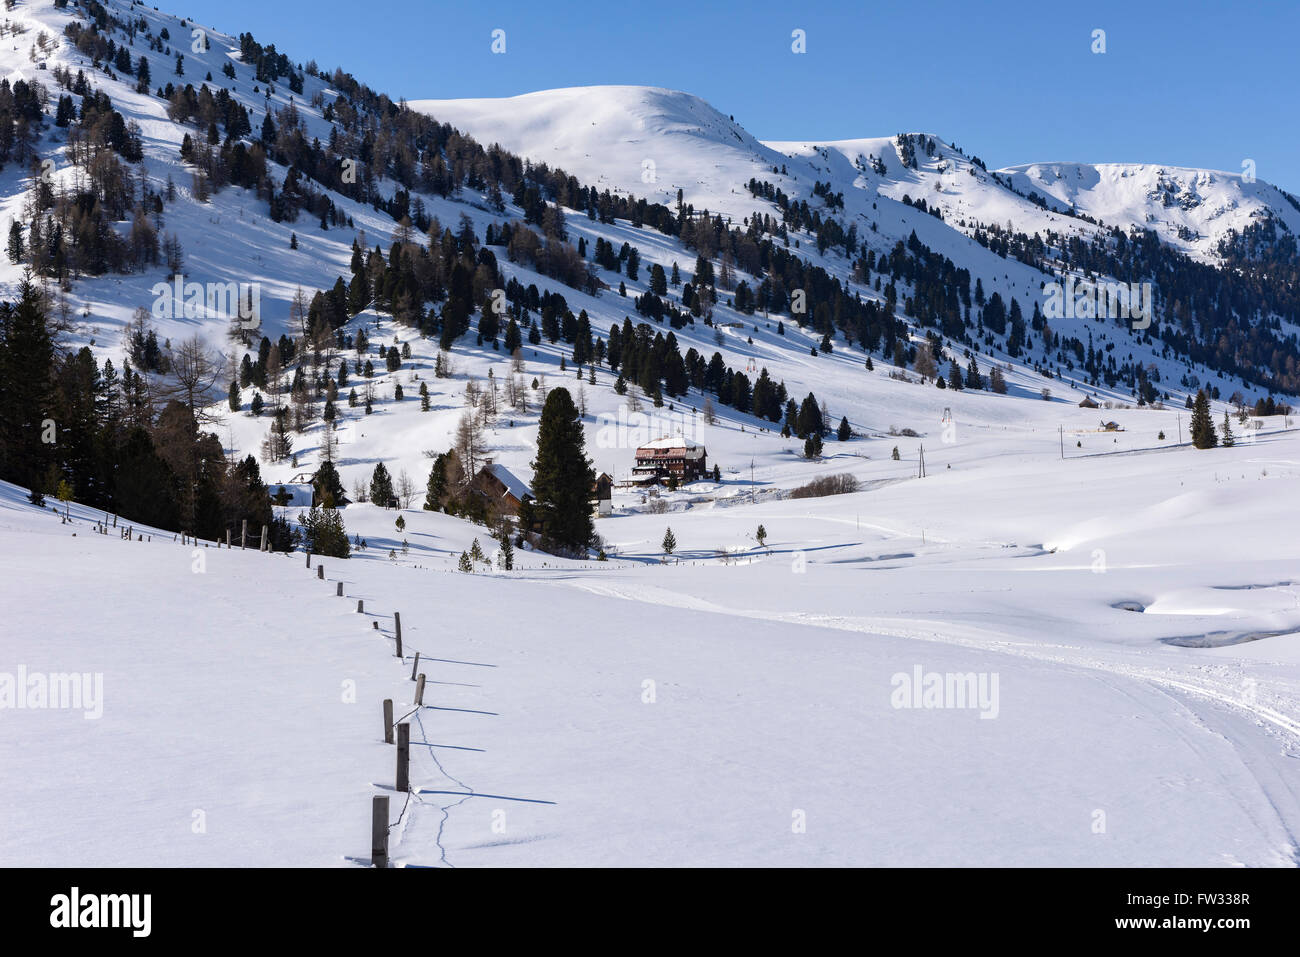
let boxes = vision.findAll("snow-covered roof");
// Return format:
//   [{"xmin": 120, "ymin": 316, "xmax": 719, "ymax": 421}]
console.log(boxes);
[
  {"xmin": 484, "ymin": 463, "xmax": 533, "ymax": 502},
  {"xmin": 637, "ymin": 436, "xmax": 704, "ymax": 450}
]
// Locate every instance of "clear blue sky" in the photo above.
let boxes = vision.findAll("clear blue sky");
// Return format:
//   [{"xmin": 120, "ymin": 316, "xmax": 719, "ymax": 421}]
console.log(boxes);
[{"xmin": 176, "ymin": 0, "xmax": 1300, "ymax": 193}]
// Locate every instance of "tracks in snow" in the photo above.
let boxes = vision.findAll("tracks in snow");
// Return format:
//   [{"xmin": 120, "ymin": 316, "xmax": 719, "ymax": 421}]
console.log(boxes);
[{"xmin": 560, "ymin": 577, "xmax": 1300, "ymax": 862}]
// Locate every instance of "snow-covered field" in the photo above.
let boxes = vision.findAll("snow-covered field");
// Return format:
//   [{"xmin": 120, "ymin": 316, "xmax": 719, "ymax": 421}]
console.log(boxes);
[{"xmin": 4, "ymin": 415, "xmax": 1298, "ymax": 866}]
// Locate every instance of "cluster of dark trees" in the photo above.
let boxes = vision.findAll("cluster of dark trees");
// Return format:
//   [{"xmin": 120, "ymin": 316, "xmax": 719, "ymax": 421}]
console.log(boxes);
[{"xmin": 0, "ymin": 274, "xmax": 295, "ymax": 547}]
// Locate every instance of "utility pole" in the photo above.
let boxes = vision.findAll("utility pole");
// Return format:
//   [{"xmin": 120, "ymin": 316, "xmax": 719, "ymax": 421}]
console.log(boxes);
[{"xmin": 918, "ymin": 444, "xmax": 926, "ymax": 479}]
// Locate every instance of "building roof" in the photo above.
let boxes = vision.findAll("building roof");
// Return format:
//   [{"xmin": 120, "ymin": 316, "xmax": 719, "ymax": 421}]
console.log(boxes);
[
  {"xmin": 483, "ymin": 463, "xmax": 533, "ymax": 502},
  {"xmin": 637, "ymin": 436, "xmax": 704, "ymax": 450}
]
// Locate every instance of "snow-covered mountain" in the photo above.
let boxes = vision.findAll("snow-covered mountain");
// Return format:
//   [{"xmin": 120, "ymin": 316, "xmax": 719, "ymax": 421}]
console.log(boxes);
[
  {"xmin": 999, "ymin": 160, "xmax": 1300, "ymax": 260},
  {"xmin": 417, "ymin": 84, "xmax": 1300, "ymax": 265},
  {"xmin": 411, "ymin": 86, "xmax": 774, "ymax": 220}
]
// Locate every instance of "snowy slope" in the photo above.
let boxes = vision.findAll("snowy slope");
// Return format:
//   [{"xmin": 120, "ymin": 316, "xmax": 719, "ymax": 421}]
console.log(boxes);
[
  {"xmin": 6, "ymin": 416, "xmax": 1300, "ymax": 866},
  {"xmin": 411, "ymin": 86, "xmax": 781, "ymax": 221},
  {"xmin": 1000, "ymin": 161, "xmax": 1300, "ymax": 260}
]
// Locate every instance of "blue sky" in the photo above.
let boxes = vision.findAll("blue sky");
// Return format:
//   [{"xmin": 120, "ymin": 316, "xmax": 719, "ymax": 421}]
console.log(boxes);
[{"xmin": 177, "ymin": 0, "xmax": 1300, "ymax": 192}]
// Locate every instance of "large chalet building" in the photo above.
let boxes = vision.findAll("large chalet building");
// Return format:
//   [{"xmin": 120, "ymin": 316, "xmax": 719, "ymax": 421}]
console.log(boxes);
[{"xmin": 631, "ymin": 437, "xmax": 708, "ymax": 486}]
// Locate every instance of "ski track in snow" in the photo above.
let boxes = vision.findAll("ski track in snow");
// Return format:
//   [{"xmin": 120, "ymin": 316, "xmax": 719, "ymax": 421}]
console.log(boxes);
[{"xmin": 555, "ymin": 575, "xmax": 1300, "ymax": 864}]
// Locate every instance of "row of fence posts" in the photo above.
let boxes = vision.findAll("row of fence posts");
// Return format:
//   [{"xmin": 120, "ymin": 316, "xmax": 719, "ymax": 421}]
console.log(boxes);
[
  {"xmin": 86, "ymin": 506, "xmax": 431, "ymax": 867},
  {"xmin": 379, "ymin": 609, "xmax": 421, "ymax": 867},
  {"xmin": 88, "ymin": 513, "xmax": 275, "ymax": 552},
  {"xmin": 303, "ymin": 554, "xmax": 421, "ymax": 868},
  {"xmin": 94, "ymin": 514, "xmax": 422, "ymax": 868},
  {"xmin": 374, "ymin": 606, "xmax": 421, "ymax": 867}
]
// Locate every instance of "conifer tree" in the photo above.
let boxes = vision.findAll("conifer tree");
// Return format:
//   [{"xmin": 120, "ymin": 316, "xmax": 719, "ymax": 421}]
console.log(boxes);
[
  {"xmin": 662, "ymin": 527, "xmax": 676, "ymax": 555},
  {"xmin": 423, "ymin": 453, "xmax": 449, "ymax": 511},
  {"xmin": 531, "ymin": 388, "xmax": 595, "ymax": 555},
  {"xmin": 1190, "ymin": 390, "xmax": 1217, "ymax": 449},
  {"xmin": 370, "ymin": 462, "xmax": 395, "ymax": 506},
  {"xmin": 0, "ymin": 275, "xmax": 55, "ymax": 503},
  {"xmin": 496, "ymin": 516, "xmax": 515, "ymax": 570},
  {"xmin": 298, "ymin": 501, "xmax": 350, "ymax": 557},
  {"xmin": 312, "ymin": 460, "xmax": 346, "ymax": 505}
]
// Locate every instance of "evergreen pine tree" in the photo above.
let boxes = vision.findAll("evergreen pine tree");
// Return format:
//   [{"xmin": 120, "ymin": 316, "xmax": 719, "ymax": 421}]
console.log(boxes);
[
  {"xmin": 370, "ymin": 462, "xmax": 395, "ymax": 506},
  {"xmin": 531, "ymin": 388, "xmax": 595, "ymax": 555},
  {"xmin": 7, "ymin": 221, "xmax": 23, "ymax": 263},
  {"xmin": 662, "ymin": 527, "xmax": 676, "ymax": 555},
  {"xmin": 423, "ymin": 454, "xmax": 449, "ymax": 511},
  {"xmin": 496, "ymin": 516, "xmax": 515, "ymax": 570},
  {"xmin": 298, "ymin": 502, "xmax": 350, "ymax": 557},
  {"xmin": 0, "ymin": 274, "xmax": 55, "ymax": 503},
  {"xmin": 1190, "ymin": 390, "xmax": 1217, "ymax": 449},
  {"xmin": 312, "ymin": 460, "xmax": 346, "ymax": 505}
]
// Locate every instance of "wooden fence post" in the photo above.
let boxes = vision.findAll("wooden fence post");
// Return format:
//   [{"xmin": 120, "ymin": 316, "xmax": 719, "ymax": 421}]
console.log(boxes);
[
  {"xmin": 414, "ymin": 674, "xmax": 426, "ymax": 707},
  {"xmin": 317, "ymin": 564, "xmax": 324, "ymax": 580},
  {"xmin": 371, "ymin": 796, "xmax": 389, "ymax": 869},
  {"xmin": 306, "ymin": 551, "xmax": 312, "ymax": 568},
  {"xmin": 260, "ymin": 525, "xmax": 268, "ymax": 552},
  {"xmin": 357, "ymin": 599, "xmax": 364, "ymax": 614},
  {"xmin": 394, "ymin": 612, "xmax": 402, "ymax": 658},
  {"xmin": 410, "ymin": 652, "xmax": 420, "ymax": 681},
  {"xmin": 383, "ymin": 699, "xmax": 394, "ymax": 744},
  {"xmin": 225, "ymin": 529, "xmax": 231, "ymax": 548},
  {"xmin": 396, "ymin": 723, "xmax": 410, "ymax": 792},
  {"xmin": 241, "ymin": 519, "xmax": 247, "ymax": 550},
  {"xmin": 336, "ymin": 581, "xmax": 343, "ymax": 597}
]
